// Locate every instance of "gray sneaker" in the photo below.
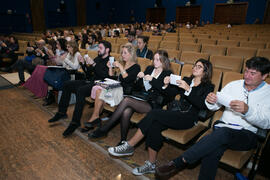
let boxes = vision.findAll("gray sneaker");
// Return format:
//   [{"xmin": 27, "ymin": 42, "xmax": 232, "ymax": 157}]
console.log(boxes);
[
  {"xmin": 108, "ymin": 141, "xmax": 134, "ymax": 157},
  {"xmin": 132, "ymin": 160, "xmax": 156, "ymax": 175}
]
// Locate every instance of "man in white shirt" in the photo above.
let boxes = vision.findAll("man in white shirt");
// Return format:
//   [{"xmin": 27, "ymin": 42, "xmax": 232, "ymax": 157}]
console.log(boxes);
[{"xmin": 155, "ymin": 56, "xmax": 270, "ymax": 180}]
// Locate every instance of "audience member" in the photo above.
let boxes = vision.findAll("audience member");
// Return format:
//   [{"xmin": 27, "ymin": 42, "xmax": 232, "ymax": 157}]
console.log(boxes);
[
  {"xmin": 108, "ymin": 59, "xmax": 214, "ymax": 176},
  {"xmin": 48, "ymin": 40, "xmax": 112, "ymax": 138},
  {"xmin": 82, "ymin": 43, "xmax": 140, "ymax": 132},
  {"xmin": 155, "ymin": 56, "xmax": 270, "ymax": 180},
  {"xmin": 136, "ymin": 36, "xmax": 153, "ymax": 60}
]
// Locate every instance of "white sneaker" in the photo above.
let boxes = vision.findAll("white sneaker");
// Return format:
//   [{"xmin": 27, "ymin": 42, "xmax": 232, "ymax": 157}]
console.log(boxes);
[
  {"xmin": 108, "ymin": 141, "xmax": 134, "ymax": 157},
  {"xmin": 132, "ymin": 160, "xmax": 156, "ymax": 175}
]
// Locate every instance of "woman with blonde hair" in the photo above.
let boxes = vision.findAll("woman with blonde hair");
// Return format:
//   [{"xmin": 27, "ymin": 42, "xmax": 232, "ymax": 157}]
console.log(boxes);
[{"xmin": 82, "ymin": 43, "xmax": 140, "ymax": 132}]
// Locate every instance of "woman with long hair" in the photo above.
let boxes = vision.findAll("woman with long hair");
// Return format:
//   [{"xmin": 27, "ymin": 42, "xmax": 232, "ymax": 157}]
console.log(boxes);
[
  {"xmin": 108, "ymin": 59, "xmax": 214, "ymax": 176},
  {"xmin": 88, "ymin": 50, "xmax": 173, "ymax": 144},
  {"xmin": 81, "ymin": 43, "xmax": 140, "ymax": 132}
]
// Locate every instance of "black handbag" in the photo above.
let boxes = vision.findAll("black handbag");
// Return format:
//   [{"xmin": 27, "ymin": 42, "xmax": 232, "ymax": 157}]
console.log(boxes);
[{"xmin": 167, "ymin": 100, "xmax": 213, "ymax": 122}]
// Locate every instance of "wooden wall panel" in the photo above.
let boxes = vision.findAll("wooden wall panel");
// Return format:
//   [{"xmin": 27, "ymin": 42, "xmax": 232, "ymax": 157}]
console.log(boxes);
[
  {"xmin": 214, "ymin": 3, "xmax": 248, "ymax": 24},
  {"xmin": 76, "ymin": 0, "xmax": 86, "ymax": 26},
  {"xmin": 176, "ymin": 6, "xmax": 201, "ymax": 24},
  {"xmin": 30, "ymin": 0, "xmax": 45, "ymax": 32},
  {"xmin": 146, "ymin": 8, "xmax": 166, "ymax": 23}
]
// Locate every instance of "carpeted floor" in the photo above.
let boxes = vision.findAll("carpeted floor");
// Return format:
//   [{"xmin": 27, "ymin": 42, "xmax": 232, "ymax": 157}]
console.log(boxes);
[{"xmin": 0, "ymin": 74, "xmax": 267, "ymax": 180}]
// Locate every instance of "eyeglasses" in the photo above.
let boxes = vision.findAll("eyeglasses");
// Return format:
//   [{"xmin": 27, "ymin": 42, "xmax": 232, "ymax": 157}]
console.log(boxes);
[{"xmin": 193, "ymin": 64, "xmax": 203, "ymax": 69}]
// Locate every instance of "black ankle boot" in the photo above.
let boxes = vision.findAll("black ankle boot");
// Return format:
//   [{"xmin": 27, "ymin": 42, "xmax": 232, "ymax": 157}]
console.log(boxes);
[
  {"xmin": 43, "ymin": 90, "xmax": 55, "ymax": 106},
  {"xmin": 88, "ymin": 128, "xmax": 107, "ymax": 139},
  {"xmin": 63, "ymin": 123, "xmax": 79, "ymax": 137},
  {"xmin": 84, "ymin": 118, "xmax": 101, "ymax": 128}
]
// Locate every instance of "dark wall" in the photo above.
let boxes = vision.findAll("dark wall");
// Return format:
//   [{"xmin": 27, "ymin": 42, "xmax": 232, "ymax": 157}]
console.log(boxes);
[
  {"xmin": 0, "ymin": 0, "xmax": 268, "ymax": 34},
  {"xmin": 0, "ymin": 0, "xmax": 32, "ymax": 33}
]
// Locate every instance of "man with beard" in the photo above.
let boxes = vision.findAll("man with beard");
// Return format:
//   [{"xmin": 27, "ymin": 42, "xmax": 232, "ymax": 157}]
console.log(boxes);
[{"xmin": 48, "ymin": 40, "xmax": 111, "ymax": 137}]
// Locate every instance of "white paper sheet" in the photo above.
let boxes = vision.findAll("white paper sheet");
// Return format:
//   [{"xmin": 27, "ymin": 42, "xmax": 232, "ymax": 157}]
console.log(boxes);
[
  {"xmin": 216, "ymin": 92, "xmax": 235, "ymax": 108},
  {"xmin": 143, "ymin": 79, "xmax": 152, "ymax": 91},
  {"xmin": 170, "ymin": 74, "xmax": 181, "ymax": 86}
]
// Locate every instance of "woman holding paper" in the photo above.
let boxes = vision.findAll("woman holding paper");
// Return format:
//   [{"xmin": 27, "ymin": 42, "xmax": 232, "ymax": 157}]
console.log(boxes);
[
  {"xmin": 107, "ymin": 59, "xmax": 215, "ymax": 176},
  {"xmin": 88, "ymin": 50, "xmax": 173, "ymax": 144},
  {"xmin": 82, "ymin": 43, "xmax": 140, "ymax": 132}
]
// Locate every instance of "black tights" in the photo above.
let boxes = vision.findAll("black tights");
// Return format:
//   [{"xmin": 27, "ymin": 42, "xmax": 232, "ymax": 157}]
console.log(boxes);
[{"xmin": 100, "ymin": 97, "xmax": 152, "ymax": 141}]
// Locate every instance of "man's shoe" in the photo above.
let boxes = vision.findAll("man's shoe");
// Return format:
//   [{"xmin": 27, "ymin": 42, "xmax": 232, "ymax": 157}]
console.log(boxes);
[
  {"xmin": 155, "ymin": 161, "xmax": 178, "ymax": 180},
  {"xmin": 48, "ymin": 113, "xmax": 67, "ymax": 123},
  {"xmin": 88, "ymin": 128, "xmax": 107, "ymax": 139},
  {"xmin": 108, "ymin": 141, "xmax": 134, "ymax": 157},
  {"xmin": 62, "ymin": 123, "xmax": 79, "ymax": 137},
  {"xmin": 132, "ymin": 160, "xmax": 156, "ymax": 175}
]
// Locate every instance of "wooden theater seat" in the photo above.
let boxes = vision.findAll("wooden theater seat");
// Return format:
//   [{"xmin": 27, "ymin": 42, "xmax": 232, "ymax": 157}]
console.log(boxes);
[
  {"xmin": 227, "ymin": 47, "xmax": 257, "ymax": 60},
  {"xmin": 210, "ymin": 55, "xmax": 243, "ymax": 73},
  {"xmin": 180, "ymin": 52, "xmax": 209, "ymax": 64},
  {"xmin": 201, "ymin": 44, "xmax": 226, "ymax": 56}
]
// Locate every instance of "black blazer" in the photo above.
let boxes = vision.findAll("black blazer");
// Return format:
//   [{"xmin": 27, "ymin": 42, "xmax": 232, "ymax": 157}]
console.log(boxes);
[{"xmin": 134, "ymin": 65, "xmax": 173, "ymax": 107}]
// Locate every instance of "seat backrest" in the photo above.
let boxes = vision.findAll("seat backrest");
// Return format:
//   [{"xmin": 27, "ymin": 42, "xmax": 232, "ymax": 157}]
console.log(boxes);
[
  {"xmin": 228, "ymin": 36, "xmax": 249, "ymax": 41},
  {"xmin": 201, "ymin": 44, "xmax": 226, "ymax": 56},
  {"xmin": 179, "ymin": 43, "xmax": 201, "ymax": 54},
  {"xmin": 240, "ymin": 41, "xmax": 266, "ymax": 49},
  {"xmin": 212, "ymin": 68, "xmax": 223, "ymax": 93},
  {"xmin": 165, "ymin": 49, "xmax": 181, "ymax": 60},
  {"xmin": 116, "ymin": 38, "xmax": 128, "ymax": 45},
  {"xmin": 193, "ymin": 34, "xmax": 210, "ymax": 39},
  {"xmin": 180, "ymin": 51, "xmax": 210, "ymax": 64},
  {"xmin": 217, "ymin": 40, "xmax": 239, "ymax": 47},
  {"xmin": 210, "ymin": 35, "xmax": 228, "ymax": 40},
  {"xmin": 87, "ymin": 50, "xmax": 98, "ymax": 59},
  {"xmin": 256, "ymin": 49, "xmax": 270, "ymax": 59},
  {"xmin": 163, "ymin": 36, "xmax": 179, "ymax": 42},
  {"xmin": 111, "ymin": 43, "xmax": 120, "ymax": 53},
  {"xmin": 180, "ymin": 63, "xmax": 193, "ymax": 78},
  {"xmin": 106, "ymin": 38, "xmax": 117, "ymax": 44},
  {"xmin": 179, "ymin": 37, "xmax": 197, "ymax": 43},
  {"xmin": 159, "ymin": 41, "xmax": 179, "ymax": 50},
  {"xmin": 227, "ymin": 47, "xmax": 257, "ymax": 59},
  {"xmin": 210, "ymin": 55, "xmax": 243, "ymax": 73},
  {"xmin": 137, "ymin": 57, "xmax": 152, "ymax": 72},
  {"xmin": 197, "ymin": 38, "xmax": 217, "ymax": 45},
  {"xmin": 170, "ymin": 62, "xmax": 181, "ymax": 75},
  {"xmin": 150, "ymin": 35, "xmax": 163, "ymax": 41},
  {"xmin": 222, "ymin": 71, "xmax": 243, "ymax": 88},
  {"xmin": 110, "ymin": 53, "xmax": 121, "ymax": 61}
]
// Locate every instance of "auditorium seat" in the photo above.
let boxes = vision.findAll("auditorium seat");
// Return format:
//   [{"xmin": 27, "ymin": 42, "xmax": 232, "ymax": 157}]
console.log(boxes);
[
  {"xmin": 256, "ymin": 49, "xmax": 270, "ymax": 59},
  {"xmin": 197, "ymin": 38, "xmax": 217, "ymax": 45},
  {"xmin": 111, "ymin": 43, "xmax": 120, "ymax": 53},
  {"xmin": 150, "ymin": 35, "xmax": 163, "ymax": 41},
  {"xmin": 210, "ymin": 55, "xmax": 243, "ymax": 73},
  {"xmin": 217, "ymin": 40, "xmax": 239, "ymax": 47},
  {"xmin": 165, "ymin": 49, "xmax": 181, "ymax": 60},
  {"xmin": 159, "ymin": 41, "xmax": 179, "ymax": 50},
  {"xmin": 163, "ymin": 36, "xmax": 179, "ymax": 42},
  {"xmin": 137, "ymin": 57, "xmax": 152, "ymax": 72},
  {"xmin": 240, "ymin": 41, "xmax": 266, "ymax": 49},
  {"xmin": 179, "ymin": 43, "xmax": 201, "ymax": 55},
  {"xmin": 201, "ymin": 44, "xmax": 226, "ymax": 56},
  {"xmin": 180, "ymin": 52, "xmax": 209, "ymax": 64},
  {"xmin": 170, "ymin": 62, "xmax": 181, "ymax": 75},
  {"xmin": 228, "ymin": 36, "xmax": 249, "ymax": 41},
  {"xmin": 227, "ymin": 47, "xmax": 257, "ymax": 60},
  {"xmin": 116, "ymin": 38, "xmax": 128, "ymax": 45},
  {"xmin": 179, "ymin": 37, "xmax": 197, "ymax": 43}
]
